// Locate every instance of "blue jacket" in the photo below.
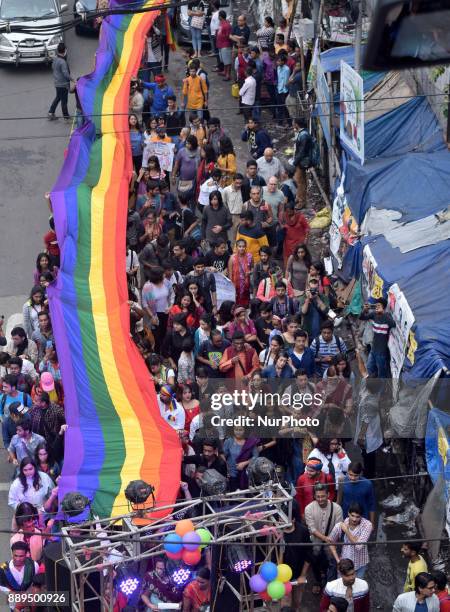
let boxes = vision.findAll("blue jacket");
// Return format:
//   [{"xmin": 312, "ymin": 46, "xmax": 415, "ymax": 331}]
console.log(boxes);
[
  {"xmin": 261, "ymin": 364, "xmax": 293, "ymax": 379},
  {"xmin": 241, "ymin": 127, "xmax": 272, "ymax": 159},
  {"xmin": 287, "ymin": 347, "xmax": 315, "ymax": 377},
  {"xmin": 142, "ymin": 82, "xmax": 175, "ymax": 114}
]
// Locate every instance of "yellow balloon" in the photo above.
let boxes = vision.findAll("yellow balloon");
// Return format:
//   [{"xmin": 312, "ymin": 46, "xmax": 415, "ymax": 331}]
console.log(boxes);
[
  {"xmin": 277, "ymin": 563, "xmax": 293, "ymax": 583},
  {"xmin": 175, "ymin": 519, "xmax": 195, "ymax": 537}
]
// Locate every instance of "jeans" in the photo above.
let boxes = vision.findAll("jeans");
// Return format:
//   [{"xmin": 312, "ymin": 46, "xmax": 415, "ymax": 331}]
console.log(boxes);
[
  {"xmin": 160, "ymin": 39, "xmax": 170, "ymax": 69},
  {"xmin": 356, "ymin": 565, "xmax": 367, "ymax": 579},
  {"xmin": 191, "ymin": 27, "xmax": 202, "ymax": 54},
  {"xmin": 49, "ymin": 86, "xmax": 69, "ymax": 117},
  {"xmin": 276, "ymin": 91, "xmax": 291, "ymax": 124},
  {"xmin": 367, "ymin": 350, "xmax": 390, "ymax": 378}
]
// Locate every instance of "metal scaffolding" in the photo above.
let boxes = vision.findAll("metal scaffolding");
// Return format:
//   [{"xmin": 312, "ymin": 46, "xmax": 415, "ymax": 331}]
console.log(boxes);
[{"xmin": 60, "ymin": 482, "xmax": 293, "ymax": 611}]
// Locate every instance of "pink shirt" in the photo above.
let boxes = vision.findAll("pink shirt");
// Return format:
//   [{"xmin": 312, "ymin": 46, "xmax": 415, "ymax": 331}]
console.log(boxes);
[{"xmin": 216, "ymin": 20, "xmax": 232, "ymax": 48}]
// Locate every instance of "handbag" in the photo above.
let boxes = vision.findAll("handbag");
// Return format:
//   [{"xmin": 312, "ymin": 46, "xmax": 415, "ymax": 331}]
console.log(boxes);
[
  {"xmin": 177, "ymin": 179, "xmax": 194, "ymax": 194},
  {"xmin": 191, "ymin": 14, "xmax": 205, "ymax": 29}
]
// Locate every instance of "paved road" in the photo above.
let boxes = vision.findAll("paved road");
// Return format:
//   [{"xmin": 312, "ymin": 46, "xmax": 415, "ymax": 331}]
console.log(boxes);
[{"xmin": 0, "ymin": 22, "xmax": 98, "ymax": 566}]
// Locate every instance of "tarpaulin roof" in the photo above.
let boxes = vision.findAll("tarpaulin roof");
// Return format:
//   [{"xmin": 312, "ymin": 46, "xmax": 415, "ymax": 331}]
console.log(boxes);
[
  {"xmin": 344, "ymin": 149, "xmax": 450, "ymax": 225},
  {"xmin": 362, "ymin": 236, "xmax": 450, "ymax": 378},
  {"xmin": 365, "ymin": 96, "xmax": 446, "ymax": 158},
  {"xmin": 321, "ymin": 44, "xmax": 385, "ymax": 91}
]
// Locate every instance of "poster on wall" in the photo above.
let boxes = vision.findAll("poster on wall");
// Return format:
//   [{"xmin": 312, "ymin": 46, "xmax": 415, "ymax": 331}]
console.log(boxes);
[
  {"xmin": 340, "ymin": 61, "xmax": 364, "ymax": 164},
  {"xmin": 362, "ymin": 245, "xmax": 384, "ymax": 299},
  {"xmin": 387, "ymin": 283, "xmax": 415, "ymax": 379},
  {"xmin": 316, "ymin": 58, "xmax": 332, "ymax": 147}
]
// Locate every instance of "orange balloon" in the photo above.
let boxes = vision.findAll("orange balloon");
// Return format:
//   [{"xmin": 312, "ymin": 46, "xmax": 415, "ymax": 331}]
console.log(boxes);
[
  {"xmin": 182, "ymin": 548, "xmax": 201, "ymax": 566},
  {"xmin": 175, "ymin": 519, "xmax": 195, "ymax": 537}
]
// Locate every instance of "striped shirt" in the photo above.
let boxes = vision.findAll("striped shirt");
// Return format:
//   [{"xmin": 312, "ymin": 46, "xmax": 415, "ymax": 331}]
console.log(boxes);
[
  {"xmin": 310, "ymin": 334, "xmax": 347, "ymax": 375},
  {"xmin": 322, "ymin": 577, "xmax": 370, "ymax": 612},
  {"xmin": 360, "ymin": 312, "xmax": 395, "ymax": 353},
  {"xmin": 329, "ymin": 517, "xmax": 373, "ymax": 570}
]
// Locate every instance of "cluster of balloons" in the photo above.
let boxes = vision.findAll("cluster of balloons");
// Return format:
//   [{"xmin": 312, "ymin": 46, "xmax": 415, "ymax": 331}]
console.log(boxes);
[
  {"xmin": 249, "ymin": 562, "xmax": 293, "ymax": 601},
  {"xmin": 163, "ymin": 519, "xmax": 212, "ymax": 566}
]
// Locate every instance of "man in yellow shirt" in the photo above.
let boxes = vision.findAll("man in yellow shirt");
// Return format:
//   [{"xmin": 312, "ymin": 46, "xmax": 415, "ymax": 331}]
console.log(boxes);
[
  {"xmin": 401, "ymin": 542, "xmax": 428, "ymax": 592},
  {"xmin": 182, "ymin": 67, "xmax": 208, "ymax": 117}
]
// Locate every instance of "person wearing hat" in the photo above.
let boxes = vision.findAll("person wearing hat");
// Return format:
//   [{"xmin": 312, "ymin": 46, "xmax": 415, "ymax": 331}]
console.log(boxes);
[
  {"xmin": 141, "ymin": 73, "xmax": 174, "ymax": 115},
  {"xmin": 157, "ymin": 385, "xmax": 185, "ymax": 431},
  {"xmin": 295, "ymin": 458, "xmax": 335, "ymax": 518}
]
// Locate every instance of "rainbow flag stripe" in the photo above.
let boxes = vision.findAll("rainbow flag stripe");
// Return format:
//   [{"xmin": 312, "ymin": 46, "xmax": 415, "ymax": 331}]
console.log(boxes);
[{"xmin": 48, "ymin": 0, "xmax": 181, "ymax": 517}]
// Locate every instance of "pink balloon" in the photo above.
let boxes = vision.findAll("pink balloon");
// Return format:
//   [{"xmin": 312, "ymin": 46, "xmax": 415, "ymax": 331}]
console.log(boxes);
[{"xmin": 284, "ymin": 581, "xmax": 293, "ymax": 595}]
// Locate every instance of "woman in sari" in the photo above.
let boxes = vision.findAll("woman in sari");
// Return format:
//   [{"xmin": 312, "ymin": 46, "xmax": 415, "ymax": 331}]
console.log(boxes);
[{"xmin": 227, "ymin": 239, "xmax": 253, "ymax": 307}]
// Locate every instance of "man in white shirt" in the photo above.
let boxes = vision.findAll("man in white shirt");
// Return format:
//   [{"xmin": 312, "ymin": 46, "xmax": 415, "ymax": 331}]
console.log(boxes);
[
  {"xmin": 198, "ymin": 169, "xmax": 223, "ymax": 208},
  {"xmin": 222, "ymin": 173, "xmax": 244, "ymax": 242},
  {"xmin": 0, "ymin": 541, "xmax": 40, "ymax": 609},
  {"xmin": 239, "ymin": 67, "xmax": 256, "ymax": 121},
  {"xmin": 257, "ymin": 148, "xmax": 283, "ymax": 183},
  {"xmin": 393, "ymin": 573, "xmax": 439, "ymax": 612}
]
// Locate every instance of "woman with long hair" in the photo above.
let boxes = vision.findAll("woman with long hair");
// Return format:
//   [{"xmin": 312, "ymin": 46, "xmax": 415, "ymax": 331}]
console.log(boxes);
[
  {"xmin": 178, "ymin": 382, "xmax": 200, "ymax": 430},
  {"xmin": 146, "ymin": 154, "xmax": 166, "ymax": 182},
  {"xmin": 285, "ymin": 243, "xmax": 312, "ymax": 295},
  {"xmin": 128, "ymin": 113, "xmax": 144, "ymax": 172},
  {"xmin": 186, "ymin": 279, "xmax": 206, "ymax": 310},
  {"xmin": 196, "ymin": 143, "xmax": 217, "ymax": 196},
  {"xmin": 33, "ymin": 252, "xmax": 57, "ymax": 286},
  {"xmin": 201, "ymin": 190, "xmax": 232, "ymax": 245},
  {"xmin": 259, "ymin": 335, "xmax": 284, "ymax": 368},
  {"xmin": 162, "ymin": 313, "xmax": 193, "ymax": 371},
  {"xmin": 8, "ymin": 458, "xmax": 56, "ymax": 517},
  {"xmin": 217, "ymin": 136, "xmax": 237, "ymax": 186},
  {"xmin": 10, "ymin": 502, "xmax": 44, "ymax": 562},
  {"xmin": 262, "ymin": 351, "xmax": 294, "ymax": 385},
  {"xmin": 168, "ymin": 290, "xmax": 204, "ymax": 330},
  {"xmin": 22, "ymin": 286, "xmax": 45, "ymax": 339},
  {"xmin": 140, "ymin": 209, "xmax": 163, "ymax": 245},
  {"xmin": 227, "ymin": 239, "xmax": 253, "ymax": 307},
  {"xmin": 223, "ymin": 426, "xmax": 260, "ymax": 490},
  {"xmin": 308, "ymin": 261, "xmax": 331, "ymax": 297},
  {"xmin": 34, "ymin": 442, "xmax": 60, "ymax": 483}
]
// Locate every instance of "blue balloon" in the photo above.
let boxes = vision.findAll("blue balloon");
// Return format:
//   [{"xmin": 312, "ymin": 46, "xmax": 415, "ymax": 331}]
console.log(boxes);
[
  {"xmin": 164, "ymin": 533, "xmax": 183, "ymax": 553},
  {"xmin": 260, "ymin": 562, "xmax": 278, "ymax": 583}
]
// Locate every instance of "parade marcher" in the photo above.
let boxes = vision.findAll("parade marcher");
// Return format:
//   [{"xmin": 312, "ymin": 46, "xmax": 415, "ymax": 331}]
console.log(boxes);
[{"xmin": 48, "ymin": 43, "xmax": 73, "ymax": 121}]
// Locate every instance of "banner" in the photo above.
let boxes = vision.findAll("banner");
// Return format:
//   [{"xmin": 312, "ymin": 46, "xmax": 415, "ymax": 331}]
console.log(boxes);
[
  {"xmin": 143, "ymin": 140, "xmax": 175, "ymax": 171},
  {"xmin": 387, "ymin": 283, "xmax": 415, "ymax": 379},
  {"xmin": 340, "ymin": 61, "xmax": 364, "ymax": 163},
  {"xmin": 362, "ymin": 245, "xmax": 385, "ymax": 299},
  {"xmin": 426, "ymin": 408, "xmax": 450, "ymax": 492},
  {"xmin": 316, "ymin": 57, "xmax": 332, "ymax": 147},
  {"xmin": 213, "ymin": 272, "xmax": 236, "ymax": 308}
]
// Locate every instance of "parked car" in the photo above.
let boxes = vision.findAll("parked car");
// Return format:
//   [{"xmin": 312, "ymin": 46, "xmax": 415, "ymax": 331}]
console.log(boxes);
[
  {"xmin": 177, "ymin": 0, "xmax": 232, "ymax": 46},
  {"xmin": 73, "ymin": 0, "xmax": 98, "ymax": 35},
  {"xmin": 0, "ymin": 0, "xmax": 67, "ymax": 64}
]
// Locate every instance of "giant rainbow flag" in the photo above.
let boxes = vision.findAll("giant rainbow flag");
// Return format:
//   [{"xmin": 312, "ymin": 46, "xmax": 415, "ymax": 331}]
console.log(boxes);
[{"xmin": 48, "ymin": 0, "xmax": 182, "ymax": 517}]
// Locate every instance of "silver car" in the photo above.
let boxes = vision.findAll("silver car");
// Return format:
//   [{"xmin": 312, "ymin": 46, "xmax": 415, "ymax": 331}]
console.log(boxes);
[{"xmin": 0, "ymin": 0, "xmax": 67, "ymax": 64}]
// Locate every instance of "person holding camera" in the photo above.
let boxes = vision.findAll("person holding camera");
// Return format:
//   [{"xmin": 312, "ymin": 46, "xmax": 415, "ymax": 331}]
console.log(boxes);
[{"xmin": 299, "ymin": 278, "xmax": 329, "ymax": 339}]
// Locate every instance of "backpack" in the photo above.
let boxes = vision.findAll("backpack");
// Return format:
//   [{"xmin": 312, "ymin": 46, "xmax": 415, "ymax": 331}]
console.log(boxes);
[{"xmin": 313, "ymin": 335, "xmax": 345, "ymax": 357}]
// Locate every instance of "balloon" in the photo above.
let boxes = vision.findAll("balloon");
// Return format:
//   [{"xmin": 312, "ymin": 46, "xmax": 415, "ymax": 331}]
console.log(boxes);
[
  {"xmin": 249, "ymin": 574, "xmax": 267, "ymax": 593},
  {"xmin": 284, "ymin": 581, "xmax": 293, "ymax": 595},
  {"xmin": 267, "ymin": 580, "xmax": 286, "ymax": 601},
  {"xmin": 277, "ymin": 563, "xmax": 293, "ymax": 583},
  {"xmin": 260, "ymin": 562, "xmax": 278, "ymax": 583},
  {"xmin": 260, "ymin": 591, "xmax": 271, "ymax": 601},
  {"xmin": 166, "ymin": 550, "xmax": 183, "ymax": 560},
  {"xmin": 163, "ymin": 533, "xmax": 183, "ymax": 553},
  {"xmin": 196, "ymin": 528, "xmax": 212, "ymax": 549},
  {"xmin": 182, "ymin": 548, "xmax": 202, "ymax": 566},
  {"xmin": 182, "ymin": 531, "xmax": 201, "ymax": 551},
  {"xmin": 175, "ymin": 519, "xmax": 195, "ymax": 537}
]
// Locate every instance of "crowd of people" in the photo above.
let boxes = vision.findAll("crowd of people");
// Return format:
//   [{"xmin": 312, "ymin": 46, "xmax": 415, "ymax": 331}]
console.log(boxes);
[{"xmin": 1, "ymin": 5, "xmax": 448, "ymax": 612}]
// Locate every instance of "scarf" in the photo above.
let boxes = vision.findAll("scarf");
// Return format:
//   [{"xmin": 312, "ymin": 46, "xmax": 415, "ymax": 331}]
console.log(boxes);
[
  {"xmin": 159, "ymin": 385, "xmax": 178, "ymax": 423},
  {"xmin": 0, "ymin": 558, "xmax": 36, "ymax": 592}
]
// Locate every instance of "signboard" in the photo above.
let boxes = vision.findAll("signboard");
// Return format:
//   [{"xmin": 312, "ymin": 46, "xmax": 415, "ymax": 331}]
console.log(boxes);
[
  {"xmin": 387, "ymin": 283, "xmax": 415, "ymax": 379},
  {"xmin": 316, "ymin": 57, "xmax": 332, "ymax": 147},
  {"xmin": 143, "ymin": 141, "xmax": 175, "ymax": 171},
  {"xmin": 213, "ymin": 273, "xmax": 236, "ymax": 308},
  {"xmin": 362, "ymin": 245, "xmax": 384, "ymax": 299},
  {"xmin": 340, "ymin": 61, "xmax": 364, "ymax": 163}
]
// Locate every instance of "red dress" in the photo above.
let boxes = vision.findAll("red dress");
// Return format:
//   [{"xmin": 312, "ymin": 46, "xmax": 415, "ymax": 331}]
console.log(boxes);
[{"xmin": 281, "ymin": 212, "xmax": 310, "ymax": 264}]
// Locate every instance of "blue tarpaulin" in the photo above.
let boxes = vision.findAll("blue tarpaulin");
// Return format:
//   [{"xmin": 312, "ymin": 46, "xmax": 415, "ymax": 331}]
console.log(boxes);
[
  {"xmin": 361, "ymin": 236, "xmax": 450, "ymax": 378},
  {"xmin": 426, "ymin": 408, "xmax": 450, "ymax": 488},
  {"xmin": 365, "ymin": 96, "xmax": 446, "ymax": 158}
]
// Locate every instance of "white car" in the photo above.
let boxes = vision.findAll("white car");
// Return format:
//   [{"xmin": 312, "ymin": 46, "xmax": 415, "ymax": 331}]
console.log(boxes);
[{"xmin": 0, "ymin": 0, "xmax": 67, "ymax": 64}]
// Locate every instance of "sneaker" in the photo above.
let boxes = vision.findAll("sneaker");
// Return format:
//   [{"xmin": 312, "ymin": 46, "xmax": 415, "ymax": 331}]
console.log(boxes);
[{"xmin": 47, "ymin": 113, "xmax": 56, "ymax": 121}]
